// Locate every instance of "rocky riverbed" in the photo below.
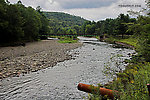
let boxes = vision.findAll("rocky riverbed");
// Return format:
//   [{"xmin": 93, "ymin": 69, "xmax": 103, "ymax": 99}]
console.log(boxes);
[{"xmin": 0, "ymin": 40, "xmax": 82, "ymax": 79}]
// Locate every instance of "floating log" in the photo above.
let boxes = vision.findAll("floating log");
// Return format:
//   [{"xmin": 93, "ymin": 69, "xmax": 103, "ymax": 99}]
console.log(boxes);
[{"xmin": 77, "ymin": 83, "xmax": 118, "ymax": 99}]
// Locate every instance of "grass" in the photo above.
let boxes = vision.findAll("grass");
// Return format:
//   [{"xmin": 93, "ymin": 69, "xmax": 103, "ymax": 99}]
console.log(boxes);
[
  {"xmin": 118, "ymin": 38, "xmax": 138, "ymax": 47},
  {"xmin": 105, "ymin": 36, "xmax": 138, "ymax": 48},
  {"xmin": 58, "ymin": 36, "xmax": 78, "ymax": 43}
]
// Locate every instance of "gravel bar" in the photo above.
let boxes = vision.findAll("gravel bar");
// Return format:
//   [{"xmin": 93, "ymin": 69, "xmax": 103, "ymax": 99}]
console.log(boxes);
[{"xmin": 0, "ymin": 40, "xmax": 82, "ymax": 79}]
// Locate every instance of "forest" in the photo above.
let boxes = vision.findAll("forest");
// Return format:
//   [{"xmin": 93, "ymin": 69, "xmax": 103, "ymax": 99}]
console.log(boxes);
[
  {"xmin": 43, "ymin": 12, "xmax": 87, "ymax": 35},
  {"xmin": 0, "ymin": 0, "xmax": 50, "ymax": 44},
  {"xmin": 0, "ymin": 0, "xmax": 87, "ymax": 45}
]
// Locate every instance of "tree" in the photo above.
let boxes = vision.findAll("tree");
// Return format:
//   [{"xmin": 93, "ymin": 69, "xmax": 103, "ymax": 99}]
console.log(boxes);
[
  {"xmin": 4, "ymin": 4, "xmax": 24, "ymax": 42},
  {"xmin": 0, "ymin": 0, "xmax": 50, "ymax": 44},
  {"xmin": 0, "ymin": 0, "xmax": 8, "ymax": 40},
  {"xmin": 74, "ymin": 25, "xmax": 81, "ymax": 34},
  {"xmin": 115, "ymin": 14, "xmax": 130, "ymax": 38},
  {"xmin": 23, "ymin": 7, "xmax": 42, "ymax": 41},
  {"xmin": 39, "ymin": 12, "xmax": 49, "ymax": 35},
  {"xmin": 36, "ymin": 6, "xmax": 42, "ymax": 13},
  {"xmin": 81, "ymin": 21, "xmax": 91, "ymax": 35},
  {"xmin": 17, "ymin": 0, "xmax": 22, "ymax": 5},
  {"xmin": 135, "ymin": 16, "xmax": 150, "ymax": 61}
]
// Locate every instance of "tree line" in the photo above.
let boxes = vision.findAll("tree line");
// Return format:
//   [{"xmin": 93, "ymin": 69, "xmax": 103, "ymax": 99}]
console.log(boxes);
[
  {"xmin": 0, "ymin": 0, "xmax": 49, "ymax": 44},
  {"xmin": 80, "ymin": 14, "xmax": 136, "ymax": 37}
]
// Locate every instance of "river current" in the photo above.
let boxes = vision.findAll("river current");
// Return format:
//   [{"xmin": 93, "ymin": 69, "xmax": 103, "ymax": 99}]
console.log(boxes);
[{"xmin": 0, "ymin": 37, "xmax": 135, "ymax": 100}]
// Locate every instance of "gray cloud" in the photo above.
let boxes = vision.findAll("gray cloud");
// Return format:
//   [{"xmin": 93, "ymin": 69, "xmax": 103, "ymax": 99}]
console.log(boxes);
[
  {"xmin": 54, "ymin": 0, "xmax": 118, "ymax": 9},
  {"xmin": 8, "ymin": 0, "xmax": 146, "ymax": 21},
  {"xmin": 48, "ymin": 0, "xmax": 55, "ymax": 4}
]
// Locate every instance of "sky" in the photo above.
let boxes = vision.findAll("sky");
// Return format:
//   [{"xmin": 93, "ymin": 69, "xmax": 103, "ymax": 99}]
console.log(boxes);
[{"xmin": 9, "ymin": 0, "xmax": 146, "ymax": 21}]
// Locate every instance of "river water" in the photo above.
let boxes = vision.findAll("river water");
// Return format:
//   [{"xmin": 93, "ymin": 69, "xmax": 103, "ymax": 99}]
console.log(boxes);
[{"xmin": 0, "ymin": 37, "xmax": 134, "ymax": 100}]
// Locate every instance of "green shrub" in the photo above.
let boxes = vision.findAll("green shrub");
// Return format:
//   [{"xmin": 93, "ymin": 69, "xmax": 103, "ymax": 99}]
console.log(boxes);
[{"xmin": 58, "ymin": 36, "xmax": 78, "ymax": 43}]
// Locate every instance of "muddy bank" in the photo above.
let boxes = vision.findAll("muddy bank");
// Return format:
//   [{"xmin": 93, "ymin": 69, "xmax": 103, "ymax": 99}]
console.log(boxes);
[{"xmin": 0, "ymin": 40, "xmax": 82, "ymax": 79}]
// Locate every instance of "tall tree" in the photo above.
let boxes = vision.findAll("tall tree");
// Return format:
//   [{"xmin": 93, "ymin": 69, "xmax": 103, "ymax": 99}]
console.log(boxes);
[{"xmin": 116, "ymin": 14, "xmax": 130, "ymax": 38}]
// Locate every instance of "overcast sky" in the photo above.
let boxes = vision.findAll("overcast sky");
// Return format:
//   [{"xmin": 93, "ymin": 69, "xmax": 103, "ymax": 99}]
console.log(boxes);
[{"xmin": 9, "ymin": 0, "xmax": 146, "ymax": 21}]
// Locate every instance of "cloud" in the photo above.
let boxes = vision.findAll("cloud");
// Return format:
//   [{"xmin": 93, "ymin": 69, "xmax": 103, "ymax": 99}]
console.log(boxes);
[
  {"xmin": 54, "ymin": 0, "xmax": 117, "ymax": 9},
  {"xmin": 48, "ymin": 0, "xmax": 55, "ymax": 4},
  {"xmin": 8, "ymin": 0, "xmax": 62, "ymax": 11},
  {"xmin": 8, "ymin": 0, "xmax": 146, "ymax": 21},
  {"xmin": 64, "ymin": 0, "xmax": 146, "ymax": 21}
]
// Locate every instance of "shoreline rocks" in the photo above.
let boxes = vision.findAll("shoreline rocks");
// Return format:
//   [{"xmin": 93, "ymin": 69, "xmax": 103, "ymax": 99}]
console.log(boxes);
[{"xmin": 0, "ymin": 40, "xmax": 82, "ymax": 79}]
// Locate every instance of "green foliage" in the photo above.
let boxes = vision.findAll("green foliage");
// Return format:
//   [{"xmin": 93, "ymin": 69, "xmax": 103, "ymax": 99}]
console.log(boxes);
[
  {"xmin": 135, "ymin": 16, "xmax": 150, "ymax": 62},
  {"xmin": 58, "ymin": 36, "xmax": 78, "ymax": 43},
  {"xmin": 43, "ymin": 12, "xmax": 87, "ymax": 35},
  {"xmin": 22, "ymin": 6, "xmax": 42, "ymax": 41},
  {"xmin": 0, "ymin": 3, "xmax": 24, "ymax": 43},
  {"xmin": 105, "ymin": 36, "xmax": 138, "ymax": 48},
  {"xmin": 87, "ymin": 84, "xmax": 102, "ymax": 100},
  {"xmin": 119, "ymin": 38, "xmax": 138, "ymax": 47},
  {"xmin": 104, "ymin": 15, "xmax": 150, "ymax": 62},
  {"xmin": 107, "ymin": 62, "xmax": 150, "ymax": 100},
  {"xmin": 81, "ymin": 14, "xmax": 135, "ymax": 37},
  {"xmin": 85, "ymin": 24, "xmax": 95, "ymax": 34},
  {"xmin": 43, "ymin": 12, "xmax": 86, "ymax": 26},
  {"xmin": 0, "ymin": 1, "xmax": 49, "ymax": 45},
  {"xmin": 81, "ymin": 21, "xmax": 97, "ymax": 36},
  {"xmin": 115, "ymin": 14, "xmax": 130, "ymax": 38}
]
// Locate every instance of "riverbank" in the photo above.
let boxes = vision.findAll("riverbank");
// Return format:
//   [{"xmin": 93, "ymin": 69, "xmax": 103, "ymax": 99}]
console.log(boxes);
[
  {"xmin": 89, "ymin": 37, "xmax": 150, "ymax": 100},
  {"xmin": 0, "ymin": 40, "xmax": 82, "ymax": 79}
]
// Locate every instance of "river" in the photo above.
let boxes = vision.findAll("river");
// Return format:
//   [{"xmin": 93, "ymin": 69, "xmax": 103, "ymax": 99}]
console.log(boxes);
[{"xmin": 0, "ymin": 37, "xmax": 135, "ymax": 100}]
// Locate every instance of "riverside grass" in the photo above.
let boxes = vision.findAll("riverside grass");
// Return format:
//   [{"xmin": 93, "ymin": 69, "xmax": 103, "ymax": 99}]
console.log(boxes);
[
  {"xmin": 58, "ymin": 36, "xmax": 78, "ymax": 43},
  {"xmin": 105, "ymin": 36, "xmax": 138, "ymax": 48},
  {"xmin": 88, "ymin": 37, "xmax": 150, "ymax": 100}
]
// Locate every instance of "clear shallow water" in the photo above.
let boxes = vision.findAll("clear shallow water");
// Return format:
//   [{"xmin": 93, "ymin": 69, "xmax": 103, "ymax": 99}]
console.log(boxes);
[{"xmin": 0, "ymin": 37, "xmax": 135, "ymax": 100}]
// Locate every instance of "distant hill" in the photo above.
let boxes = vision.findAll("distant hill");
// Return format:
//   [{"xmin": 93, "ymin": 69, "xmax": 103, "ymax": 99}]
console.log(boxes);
[
  {"xmin": 43, "ymin": 12, "xmax": 87, "ymax": 27},
  {"xmin": 42, "ymin": 12, "xmax": 87, "ymax": 34}
]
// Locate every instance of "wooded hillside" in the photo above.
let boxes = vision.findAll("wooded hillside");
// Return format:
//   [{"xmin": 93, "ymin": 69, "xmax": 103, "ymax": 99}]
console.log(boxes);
[{"xmin": 43, "ymin": 12, "xmax": 87, "ymax": 35}]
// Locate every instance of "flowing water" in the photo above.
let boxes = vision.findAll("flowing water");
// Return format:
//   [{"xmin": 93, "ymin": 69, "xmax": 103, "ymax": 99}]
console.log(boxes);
[{"xmin": 0, "ymin": 37, "xmax": 135, "ymax": 100}]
